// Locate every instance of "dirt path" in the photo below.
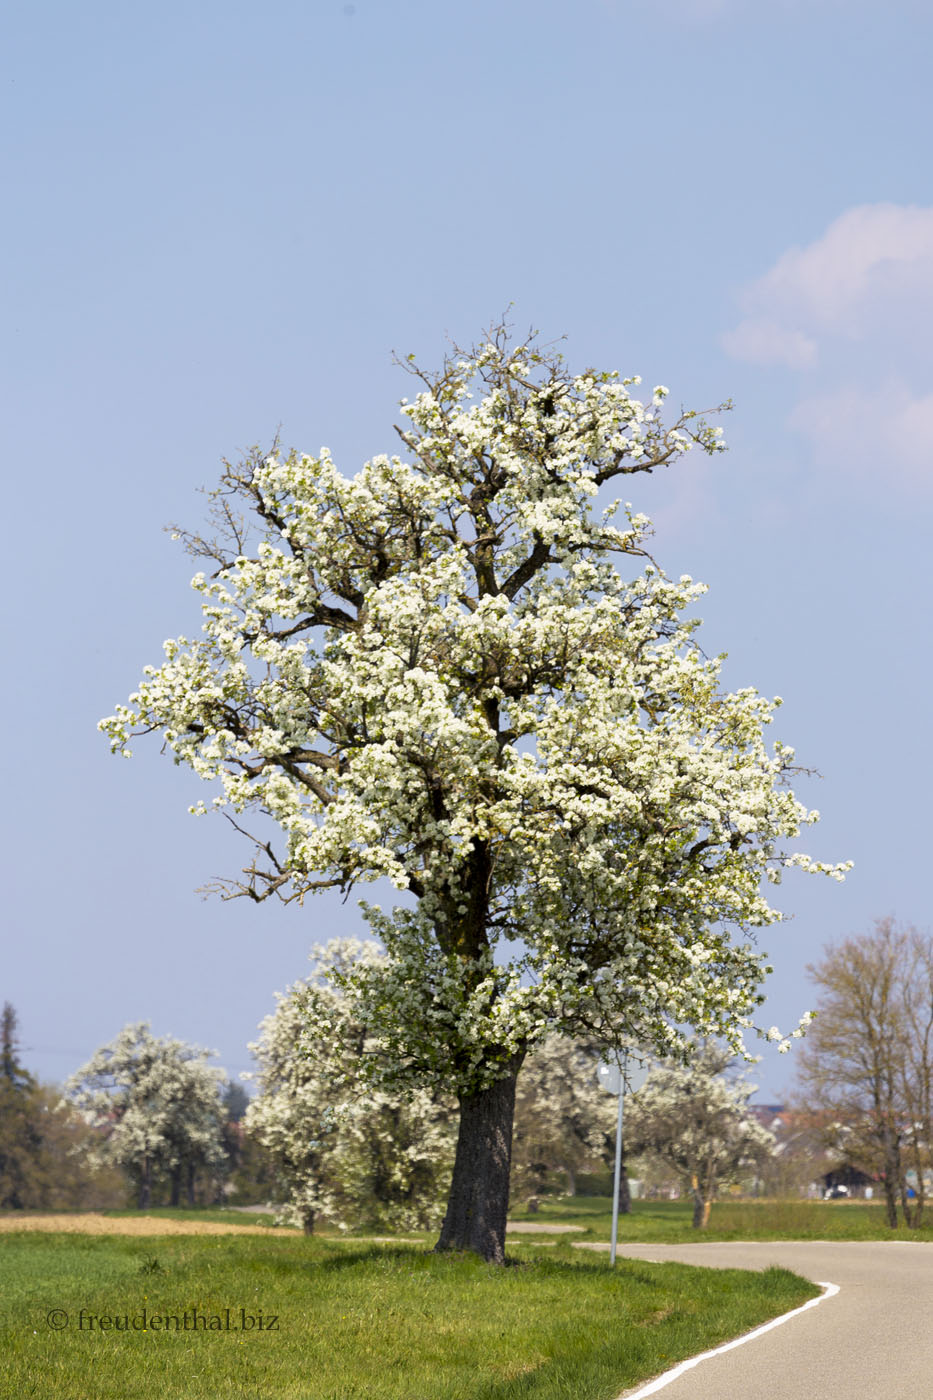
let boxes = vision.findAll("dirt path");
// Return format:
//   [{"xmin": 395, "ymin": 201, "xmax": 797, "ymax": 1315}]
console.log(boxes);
[{"xmin": 506, "ymin": 1221, "xmax": 584, "ymax": 1233}]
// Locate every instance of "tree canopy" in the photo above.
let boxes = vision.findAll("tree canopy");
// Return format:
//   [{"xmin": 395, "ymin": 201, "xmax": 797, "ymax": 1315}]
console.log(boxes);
[{"xmin": 101, "ymin": 322, "xmax": 848, "ymax": 1258}]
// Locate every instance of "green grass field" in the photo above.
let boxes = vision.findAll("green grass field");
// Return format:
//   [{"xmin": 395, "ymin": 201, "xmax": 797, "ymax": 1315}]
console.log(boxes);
[
  {"xmin": 101, "ymin": 1206, "xmax": 287, "ymax": 1228},
  {"xmin": 93, "ymin": 1193, "xmax": 933, "ymax": 1243},
  {"xmin": 506, "ymin": 1194, "xmax": 933, "ymax": 1242},
  {"xmin": 0, "ymin": 1223, "xmax": 817, "ymax": 1400}
]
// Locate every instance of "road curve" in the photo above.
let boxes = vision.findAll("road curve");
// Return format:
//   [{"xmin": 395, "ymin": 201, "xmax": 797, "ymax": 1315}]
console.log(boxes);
[{"xmin": 584, "ymin": 1240, "xmax": 933, "ymax": 1400}]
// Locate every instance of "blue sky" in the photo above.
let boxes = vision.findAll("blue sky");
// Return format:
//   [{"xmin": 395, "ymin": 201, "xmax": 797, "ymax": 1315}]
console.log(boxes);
[{"xmin": 4, "ymin": 0, "xmax": 931, "ymax": 1098}]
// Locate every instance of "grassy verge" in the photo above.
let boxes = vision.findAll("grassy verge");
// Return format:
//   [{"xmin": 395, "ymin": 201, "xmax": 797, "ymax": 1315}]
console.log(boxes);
[
  {"xmin": 0, "ymin": 1231, "xmax": 816, "ymax": 1400},
  {"xmin": 101, "ymin": 1207, "xmax": 286, "ymax": 1228},
  {"xmin": 507, "ymin": 1195, "xmax": 933, "ymax": 1241},
  {"xmin": 98, "ymin": 1206, "xmax": 432, "ymax": 1236}
]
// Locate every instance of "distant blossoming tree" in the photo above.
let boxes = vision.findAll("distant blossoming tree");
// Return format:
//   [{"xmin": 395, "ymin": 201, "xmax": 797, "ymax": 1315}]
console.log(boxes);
[
  {"xmin": 101, "ymin": 322, "xmax": 848, "ymax": 1260},
  {"xmin": 244, "ymin": 939, "xmax": 455, "ymax": 1233},
  {"xmin": 625, "ymin": 1045, "xmax": 776, "ymax": 1227},
  {"xmin": 510, "ymin": 1035, "xmax": 617, "ymax": 1201},
  {"xmin": 67, "ymin": 1024, "xmax": 227, "ymax": 1207}
]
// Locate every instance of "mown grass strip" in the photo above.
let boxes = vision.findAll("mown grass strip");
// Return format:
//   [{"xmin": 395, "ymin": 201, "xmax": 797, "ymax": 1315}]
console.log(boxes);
[
  {"xmin": 506, "ymin": 1195, "xmax": 933, "ymax": 1242},
  {"xmin": 0, "ymin": 1231, "xmax": 815, "ymax": 1400}
]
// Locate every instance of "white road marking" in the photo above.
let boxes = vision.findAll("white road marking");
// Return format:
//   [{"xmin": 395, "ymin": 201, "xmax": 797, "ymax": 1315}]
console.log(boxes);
[{"xmin": 620, "ymin": 1281, "xmax": 841, "ymax": 1398}]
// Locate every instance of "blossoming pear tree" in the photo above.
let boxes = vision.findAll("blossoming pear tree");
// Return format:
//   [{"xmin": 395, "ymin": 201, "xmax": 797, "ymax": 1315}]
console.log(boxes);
[
  {"xmin": 100, "ymin": 322, "xmax": 849, "ymax": 1261},
  {"xmin": 624, "ymin": 1045, "xmax": 776, "ymax": 1227},
  {"xmin": 244, "ymin": 938, "xmax": 455, "ymax": 1233},
  {"xmin": 66, "ymin": 1024, "xmax": 227, "ymax": 1208}
]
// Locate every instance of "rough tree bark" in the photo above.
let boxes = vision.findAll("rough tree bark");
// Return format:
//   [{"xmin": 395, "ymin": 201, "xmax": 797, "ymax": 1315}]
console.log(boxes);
[
  {"xmin": 690, "ymin": 1174, "xmax": 712, "ymax": 1229},
  {"xmin": 880, "ymin": 1175, "xmax": 898, "ymax": 1228},
  {"xmin": 137, "ymin": 1157, "xmax": 152, "ymax": 1210},
  {"xmin": 435, "ymin": 1059, "xmax": 522, "ymax": 1263},
  {"xmin": 168, "ymin": 1162, "xmax": 197, "ymax": 1206},
  {"xmin": 898, "ymin": 1177, "xmax": 921, "ymax": 1229},
  {"xmin": 880, "ymin": 1122, "xmax": 900, "ymax": 1229},
  {"xmin": 617, "ymin": 1152, "xmax": 632, "ymax": 1216}
]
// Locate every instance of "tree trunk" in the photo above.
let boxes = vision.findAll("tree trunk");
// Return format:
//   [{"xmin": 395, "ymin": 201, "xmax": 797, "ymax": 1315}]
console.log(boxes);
[
  {"xmin": 692, "ymin": 1195, "xmax": 711, "ymax": 1228},
  {"xmin": 691, "ymin": 1175, "xmax": 711, "ymax": 1229},
  {"xmin": 881, "ymin": 1118, "xmax": 901, "ymax": 1228},
  {"xmin": 898, "ymin": 1176, "xmax": 921, "ymax": 1228},
  {"xmin": 186, "ymin": 1162, "xmax": 196, "ymax": 1207},
  {"xmin": 435, "ymin": 1061, "xmax": 521, "ymax": 1263},
  {"xmin": 138, "ymin": 1157, "xmax": 151, "ymax": 1210},
  {"xmin": 902, "ymin": 1181, "xmax": 918, "ymax": 1226},
  {"xmin": 565, "ymin": 1166, "xmax": 576, "ymax": 1198},
  {"xmin": 301, "ymin": 1209, "xmax": 315, "ymax": 1236},
  {"xmin": 169, "ymin": 1166, "xmax": 181, "ymax": 1207},
  {"xmin": 880, "ymin": 1174, "xmax": 898, "ymax": 1228},
  {"xmin": 904, "ymin": 1137, "xmax": 926, "ymax": 1227},
  {"xmin": 617, "ymin": 1149, "xmax": 632, "ymax": 1216},
  {"xmin": 881, "ymin": 1129, "xmax": 900, "ymax": 1227}
]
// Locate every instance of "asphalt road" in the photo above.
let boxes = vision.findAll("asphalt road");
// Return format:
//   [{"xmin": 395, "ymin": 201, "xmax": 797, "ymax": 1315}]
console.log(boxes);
[{"xmin": 592, "ymin": 1240, "xmax": 933, "ymax": 1400}]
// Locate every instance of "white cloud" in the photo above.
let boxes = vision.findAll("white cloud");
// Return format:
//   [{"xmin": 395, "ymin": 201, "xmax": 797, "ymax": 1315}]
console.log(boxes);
[
  {"xmin": 721, "ymin": 319, "xmax": 817, "ymax": 370},
  {"xmin": 723, "ymin": 204, "xmax": 933, "ymax": 492},
  {"xmin": 790, "ymin": 382, "xmax": 933, "ymax": 489},
  {"xmin": 724, "ymin": 204, "xmax": 933, "ymax": 365}
]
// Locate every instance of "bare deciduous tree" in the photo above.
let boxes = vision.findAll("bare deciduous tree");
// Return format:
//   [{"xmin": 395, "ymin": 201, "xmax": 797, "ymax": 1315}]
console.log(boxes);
[{"xmin": 796, "ymin": 918, "xmax": 933, "ymax": 1228}]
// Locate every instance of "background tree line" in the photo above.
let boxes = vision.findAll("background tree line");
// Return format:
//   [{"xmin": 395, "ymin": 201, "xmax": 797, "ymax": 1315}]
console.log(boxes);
[
  {"xmin": 0, "ymin": 1004, "xmax": 255, "ymax": 1212},
  {"xmin": 2, "ymin": 942, "xmax": 781, "ymax": 1229},
  {"xmin": 0, "ymin": 1003, "xmax": 126, "ymax": 1210},
  {"xmin": 6, "ymin": 919, "xmax": 929, "ymax": 1228}
]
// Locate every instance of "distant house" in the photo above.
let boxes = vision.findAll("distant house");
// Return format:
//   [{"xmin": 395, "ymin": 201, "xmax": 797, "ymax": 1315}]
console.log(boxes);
[{"xmin": 820, "ymin": 1163, "xmax": 876, "ymax": 1199}]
